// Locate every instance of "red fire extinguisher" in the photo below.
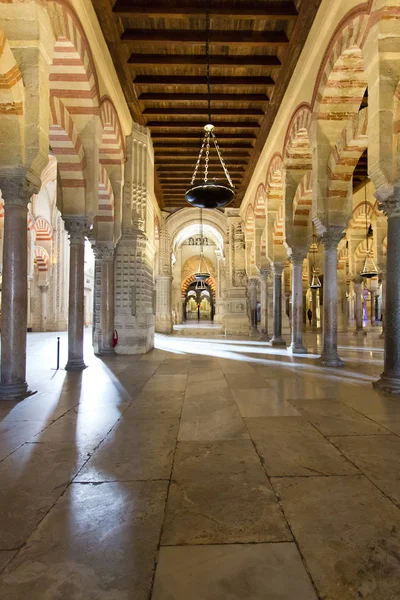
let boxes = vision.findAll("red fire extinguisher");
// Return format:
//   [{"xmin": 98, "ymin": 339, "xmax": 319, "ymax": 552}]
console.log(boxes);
[{"xmin": 112, "ymin": 329, "xmax": 118, "ymax": 348}]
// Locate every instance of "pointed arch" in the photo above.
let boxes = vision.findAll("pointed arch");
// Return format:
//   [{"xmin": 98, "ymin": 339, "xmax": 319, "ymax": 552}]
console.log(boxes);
[
  {"xmin": 283, "ymin": 104, "xmax": 312, "ymax": 170},
  {"xmin": 97, "ymin": 164, "xmax": 114, "ymax": 223},
  {"xmin": 100, "ymin": 96, "xmax": 125, "ymax": 164},
  {"xmin": 293, "ymin": 172, "xmax": 312, "ymax": 228},
  {"xmin": 34, "ymin": 246, "xmax": 50, "ymax": 272}
]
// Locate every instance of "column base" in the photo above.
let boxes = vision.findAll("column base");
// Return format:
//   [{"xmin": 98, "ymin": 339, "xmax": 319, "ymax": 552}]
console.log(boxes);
[
  {"xmin": 353, "ymin": 329, "xmax": 367, "ymax": 336},
  {"xmin": 100, "ymin": 348, "xmax": 115, "ymax": 357},
  {"xmin": 65, "ymin": 359, "xmax": 87, "ymax": 371},
  {"xmin": 259, "ymin": 332, "xmax": 271, "ymax": 342},
  {"xmin": 318, "ymin": 355, "xmax": 345, "ymax": 368},
  {"xmin": 270, "ymin": 337, "xmax": 287, "ymax": 348},
  {"xmin": 0, "ymin": 382, "xmax": 36, "ymax": 401},
  {"xmin": 289, "ymin": 343, "xmax": 308, "ymax": 354},
  {"xmin": 373, "ymin": 373, "xmax": 400, "ymax": 394}
]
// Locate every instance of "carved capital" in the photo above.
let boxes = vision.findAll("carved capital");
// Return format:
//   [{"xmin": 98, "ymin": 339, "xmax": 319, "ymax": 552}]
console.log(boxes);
[
  {"xmin": 259, "ymin": 268, "xmax": 269, "ymax": 281},
  {"xmin": 64, "ymin": 217, "xmax": 90, "ymax": 244},
  {"xmin": 248, "ymin": 277, "xmax": 258, "ymax": 290},
  {"xmin": 377, "ymin": 195, "xmax": 400, "ymax": 218},
  {"xmin": 272, "ymin": 262, "xmax": 285, "ymax": 277},
  {"xmin": 92, "ymin": 241, "xmax": 115, "ymax": 261},
  {"xmin": 291, "ymin": 248, "xmax": 307, "ymax": 265},
  {"xmin": 320, "ymin": 227, "xmax": 345, "ymax": 250},
  {"xmin": 0, "ymin": 168, "xmax": 41, "ymax": 207}
]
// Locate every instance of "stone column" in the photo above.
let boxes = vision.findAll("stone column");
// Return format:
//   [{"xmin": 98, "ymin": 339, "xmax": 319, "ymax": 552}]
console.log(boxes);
[
  {"xmin": 155, "ymin": 273, "xmax": 173, "ymax": 333},
  {"xmin": 64, "ymin": 217, "xmax": 89, "ymax": 370},
  {"xmin": 370, "ymin": 289, "xmax": 376, "ymax": 325},
  {"xmin": 99, "ymin": 243, "xmax": 116, "ymax": 354},
  {"xmin": 319, "ymin": 227, "xmax": 344, "ymax": 367},
  {"xmin": 39, "ymin": 284, "xmax": 48, "ymax": 332},
  {"xmin": 311, "ymin": 288, "xmax": 318, "ymax": 328},
  {"xmin": 379, "ymin": 271, "xmax": 386, "ymax": 339},
  {"xmin": 290, "ymin": 250, "xmax": 307, "ymax": 353},
  {"xmin": 353, "ymin": 276, "xmax": 366, "ymax": 336},
  {"xmin": 259, "ymin": 269, "xmax": 270, "ymax": 340},
  {"xmin": 270, "ymin": 263, "xmax": 286, "ymax": 347},
  {"xmin": 248, "ymin": 277, "xmax": 258, "ymax": 334},
  {"xmin": 374, "ymin": 198, "xmax": 400, "ymax": 392},
  {"xmin": 0, "ymin": 180, "xmax": 34, "ymax": 400}
]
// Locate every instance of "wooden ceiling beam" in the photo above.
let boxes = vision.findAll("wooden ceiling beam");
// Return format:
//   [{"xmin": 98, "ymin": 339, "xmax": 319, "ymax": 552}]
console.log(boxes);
[
  {"xmin": 147, "ymin": 121, "xmax": 260, "ymax": 129},
  {"xmin": 151, "ymin": 132, "xmax": 257, "ymax": 140},
  {"xmin": 128, "ymin": 54, "xmax": 281, "ymax": 67},
  {"xmin": 134, "ymin": 75, "xmax": 274, "ymax": 86},
  {"xmin": 143, "ymin": 107, "xmax": 265, "ymax": 116},
  {"xmin": 121, "ymin": 30, "xmax": 289, "ymax": 46},
  {"xmin": 139, "ymin": 93, "xmax": 269, "ymax": 102},
  {"xmin": 114, "ymin": 2, "xmax": 298, "ymax": 19},
  {"xmin": 157, "ymin": 166, "xmax": 245, "ymax": 172},
  {"xmin": 153, "ymin": 142, "xmax": 254, "ymax": 148}
]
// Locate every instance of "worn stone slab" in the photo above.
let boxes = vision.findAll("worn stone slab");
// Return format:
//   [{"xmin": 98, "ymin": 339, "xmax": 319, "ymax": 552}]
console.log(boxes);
[
  {"xmin": 124, "ymin": 390, "xmax": 185, "ymax": 420},
  {"xmin": 233, "ymin": 388, "xmax": 301, "ymax": 417},
  {"xmin": 152, "ymin": 543, "xmax": 317, "ymax": 600},
  {"xmin": 272, "ymin": 475, "xmax": 400, "ymax": 600},
  {"xmin": 178, "ymin": 389, "xmax": 248, "ymax": 441},
  {"xmin": 0, "ymin": 552, "xmax": 17, "ymax": 573},
  {"xmin": 0, "ymin": 481, "xmax": 167, "ymax": 600},
  {"xmin": 366, "ymin": 414, "xmax": 400, "ymax": 435},
  {"xmin": 0, "ymin": 421, "xmax": 50, "ymax": 462},
  {"xmin": 77, "ymin": 418, "xmax": 179, "ymax": 481},
  {"xmin": 162, "ymin": 440, "xmax": 291, "ymax": 545},
  {"xmin": 142, "ymin": 374, "xmax": 187, "ymax": 394},
  {"xmin": 289, "ymin": 399, "xmax": 390, "ymax": 436},
  {"xmin": 0, "ymin": 442, "xmax": 90, "ymax": 549},
  {"xmin": 246, "ymin": 417, "xmax": 358, "ymax": 477},
  {"xmin": 330, "ymin": 434, "xmax": 400, "ymax": 506}
]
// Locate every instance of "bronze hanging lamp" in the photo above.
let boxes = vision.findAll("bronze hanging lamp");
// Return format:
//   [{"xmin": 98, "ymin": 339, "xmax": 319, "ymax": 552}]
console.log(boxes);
[
  {"xmin": 194, "ymin": 208, "xmax": 210, "ymax": 284},
  {"xmin": 360, "ymin": 178, "xmax": 378, "ymax": 279},
  {"xmin": 310, "ymin": 224, "xmax": 322, "ymax": 289},
  {"xmin": 185, "ymin": 1, "xmax": 235, "ymax": 210}
]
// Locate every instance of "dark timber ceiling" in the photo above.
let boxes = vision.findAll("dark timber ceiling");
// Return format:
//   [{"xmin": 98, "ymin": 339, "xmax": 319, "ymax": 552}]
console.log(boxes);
[{"xmin": 92, "ymin": 0, "xmax": 322, "ymax": 212}]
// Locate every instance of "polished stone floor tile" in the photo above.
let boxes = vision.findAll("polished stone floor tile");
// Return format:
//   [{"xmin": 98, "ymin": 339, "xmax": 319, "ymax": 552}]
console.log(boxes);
[
  {"xmin": 77, "ymin": 418, "xmax": 179, "ymax": 482},
  {"xmin": 266, "ymin": 378, "xmax": 331, "ymax": 400},
  {"xmin": 330, "ymin": 434, "xmax": 400, "ymax": 505},
  {"xmin": 124, "ymin": 390, "xmax": 185, "ymax": 420},
  {"xmin": 162, "ymin": 440, "xmax": 291, "ymax": 545},
  {"xmin": 272, "ymin": 475, "xmax": 400, "ymax": 600},
  {"xmin": 0, "ymin": 420, "xmax": 49, "ymax": 461},
  {"xmin": 142, "ymin": 374, "xmax": 187, "ymax": 393},
  {"xmin": 224, "ymin": 373, "xmax": 270, "ymax": 389},
  {"xmin": 0, "ymin": 552, "xmax": 17, "ymax": 573},
  {"xmin": 152, "ymin": 543, "xmax": 318, "ymax": 600},
  {"xmin": 0, "ymin": 442, "xmax": 90, "ymax": 549},
  {"xmin": 365, "ymin": 413, "xmax": 400, "ymax": 435},
  {"xmin": 232, "ymin": 388, "xmax": 300, "ymax": 417},
  {"xmin": 289, "ymin": 399, "xmax": 390, "ymax": 436},
  {"xmin": 178, "ymin": 390, "xmax": 248, "ymax": 441},
  {"xmin": 0, "ymin": 481, "xmax": 167, "ymax": 600},
  {"xmin": 246, "ymin": 417, "xmax": 358, "ymax": 477}
]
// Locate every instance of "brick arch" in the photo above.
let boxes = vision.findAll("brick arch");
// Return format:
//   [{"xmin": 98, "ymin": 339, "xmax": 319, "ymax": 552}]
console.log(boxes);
[
  {"xmin": 348, "ymin": 197, "xmax": 377, "ymax": 230},
  {"xmin": 100, "ymin": 96, "xmax": 125, "ymax": 164},
  {"xmin": 48, "ymin": 0, "xmax": 100, "ymax": 116},
  {"xmin": 253, "ymin": 183, "xmax": 266, "ymax": 217},
  {"xmin": 181, "ymin": 275, "xmax": 216, "ymax": 297},
  {"xmin": 181, "ymin": 254, "xmax": 215, "ymax": 283},
  {"xmin": 312, "ymin": 4, "xmax": 371, "ymax": 116},
  {"xmin": 327, "ymin": 108, "xmax": 368, "ymax": 209},
  {"xmin": 283, "ymin": 104, "xmax": 312, "ymax": 170},
  {"xmin": 245, "ymin": 204, "xmax": 255, "ymax": 234},
  {"xmin": 273, "ymin": 204, "xmax": 284, "ymax": 245},
  {"xmin": 354, "ymin": 237, "xmax": 375, "ymax": 261},
  {"xmin": 96, "ymin": 164, "xmax": 114, "ymax": 223},
  {"xmin": 34, "ymin": 217, "xmax": 53, "ymax": 242},
  {"xmin": 293, "ymin": 171, "xmax": 312, "ymax": 228},
  {"xmin": 34, "ymin": 246, "xmax": 49, "ymax": 273},
  {"xmin": 265, "ymin": 153, "xmax": 283, "ymax": 192},
  {"xmin": 49, "ymin": 96, "xmax": 86, "ymax": 210}
]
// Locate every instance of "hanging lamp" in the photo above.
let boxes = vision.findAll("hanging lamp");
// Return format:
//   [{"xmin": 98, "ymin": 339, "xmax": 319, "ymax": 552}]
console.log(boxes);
[
  {"xmin": 309, "ymin": 225, "xmax": 322, "ymax": 289},
  {"xmin": 185, "ymin": 2, "xmax": 235, "ymax": 210},
  {"xmin": 360, "ymin": 178, "xmax": 378, "ymax": 279},
  {"xmin": 194, "ymin": 208, "xmax": 211, "ymax": 282}
]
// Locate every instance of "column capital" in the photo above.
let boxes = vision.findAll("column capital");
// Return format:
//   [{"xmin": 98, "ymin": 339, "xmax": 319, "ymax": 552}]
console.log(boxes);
[
  {"xmin": 291, "ymin": 248, "xmax": 307, "ymax": 265},
  {"xmin": 0, "ymin": 169, "xmax": 40, "ymax": 207},
  {"xmin": 272, "ymin": 262, "xmax": 285, "ymax": 276},
  {"xmin": 64, "ymin": 217, "xmax": 91, "ymax": 244},
  {"xmin": 377, "ymin": 194, "xmax": 400, "ymax": 218},
  {"xmin": 92, "ymin": 241, "xmax": 115, "ymax": 261},
  {"xmin": 321, "ymin": 227, "xmax": 345, "ymax": 249},
  {"xmin": 248, "ymin": 276, "xmax": 258, "ymax": 289},
  {"xmin": 259, "ymin": 268, "xmax": 270, "ymax": 281}
]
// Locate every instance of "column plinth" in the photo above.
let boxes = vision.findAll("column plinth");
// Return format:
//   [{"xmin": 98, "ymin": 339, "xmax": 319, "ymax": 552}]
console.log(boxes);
[
  {"xmin": 270, "ymin": 263, "xmax": 286, "ymax": 347},
  {"xmin": 0, "ymin": 175, "xmax": 38, "ymax": 401},
  {"xmin": 64, "ymin": 217, "xmax": 90, "ymax": 371},
  {"xmin": 319, "ymin": 227, "xmax": 345, "ymax": 367},
  {"xmin": 374, "ymin": 197, "xmax": 400, "ymax": 392},
  {"xmin": 290, "ymin": 250, "xmax": 307, "ymax": 354},
  {"xmin": 259, "ymin": 269, "xmax": 270, "ymax": 341}
]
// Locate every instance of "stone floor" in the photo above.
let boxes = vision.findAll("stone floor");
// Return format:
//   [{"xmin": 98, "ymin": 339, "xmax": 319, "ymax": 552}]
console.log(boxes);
[{"xmin": 1, "ymin": 328, "xmax": 400, "ymax": 599}]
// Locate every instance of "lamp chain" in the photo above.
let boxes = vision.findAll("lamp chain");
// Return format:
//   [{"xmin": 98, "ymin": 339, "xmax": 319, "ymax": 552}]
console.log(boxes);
[{"xmin": 206, "ymin": 0, "xmax": 211, "ymax": 124}]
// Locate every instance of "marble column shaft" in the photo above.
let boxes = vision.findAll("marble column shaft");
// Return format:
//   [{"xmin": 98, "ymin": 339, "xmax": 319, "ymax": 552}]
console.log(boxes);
[
  {"xmin": 0, "ymin": 183, "xmax": 33, "ymax": 400},
  {"xmin": 259, "ymin": 269, "xmax": 270, "ymax": 339},
  {"xmin": 100, "ymin": 245, "xmax": 116, "ymax": 354},
  {"xmin": 354, "ymin": 277, "xmax": 365, "ymax": 335},
  {"xmin": 319, "ymin": 228, "xmax": 344, "ymax": 367},
  {"xmin": 311, "ymin": 288, "xmax": 318, "ymax": 327},
  {"xmin": 65, "ymin": 218, "xmax": 89, "ymax": 371},
  {"xmin": 290, "ymin": 251, "xmax": 307, "ymax": 353},
  {"xmin": 271, "ymin": 263, "xmax": 286, "ymax": 347},
  {"xmin": 374, "ymin": 199, "xmax": 400, "ymax": 392},
  {"xmin": 248, "ymin": 277, "xmax": 258, "ymax": 332}
]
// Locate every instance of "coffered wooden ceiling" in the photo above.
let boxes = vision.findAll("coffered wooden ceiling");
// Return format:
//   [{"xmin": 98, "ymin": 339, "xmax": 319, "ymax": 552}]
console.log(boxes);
[{"xmin": 92, "ymin": 0, "xmax": 322, "ymax": 212}]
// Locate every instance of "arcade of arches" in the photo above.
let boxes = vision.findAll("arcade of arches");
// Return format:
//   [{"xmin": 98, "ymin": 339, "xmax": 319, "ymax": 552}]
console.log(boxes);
[{"xmin": 2, "ymin": 1, "xmax": 400, "ymax": 598}]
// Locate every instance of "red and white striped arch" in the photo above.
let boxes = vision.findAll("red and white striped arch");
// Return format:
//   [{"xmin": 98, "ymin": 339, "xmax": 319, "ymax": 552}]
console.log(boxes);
[
  {"xmin": 327, "ymin": 108, "xmax": 368, "ymax": 205},
  {"xmin": 35, "ymin": 217, "xmax": 53, "ymax": 242},
  {"xmin": 244, "ymin": 204, "xmax": 255, "ymax": 234},
  {"xmin": 293, "ymin": 172, "xmax": 312, "ymax": 228},
  {"xmin": 100, "ymin": 97, "xmax": 125, "ymax": 164},
  {"xmin": 313, "ymin": 10, "xmax": 369, "ymax": 119},
  {"xmin": 254, "ymin": 183, "xmax": 266, "ymax": 217},
  {"xmin": 354, "ymin": 238, "xmax": 375, "ymax": 262},
  {"xmin": 48, "ymin": 1, "xmax": 100, "ymax": 117},
  {"xmin": 273, "ymin": 205, "xmax": 284, "ymax": 245},
  {"xmin": 96, "ymin": 164, "xmax": 114, "ymax": 223},
  {"xmin": 34, "ymin": 246, "xmax": 49, "ymax": 273},
  {"xmin": 348, "ymin": 198, "xmax": 377, "ymax": 231},
  {"xmin": 337, "ymin": 239, "xmax": 348, "ymax": 271},
  {"xmin": 283, "ymin": 104, "xmax": 312, "ymax": 170},
  {"xmin": 181, "ymin": 275, "xmax": 216, "ymax": 297}
]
